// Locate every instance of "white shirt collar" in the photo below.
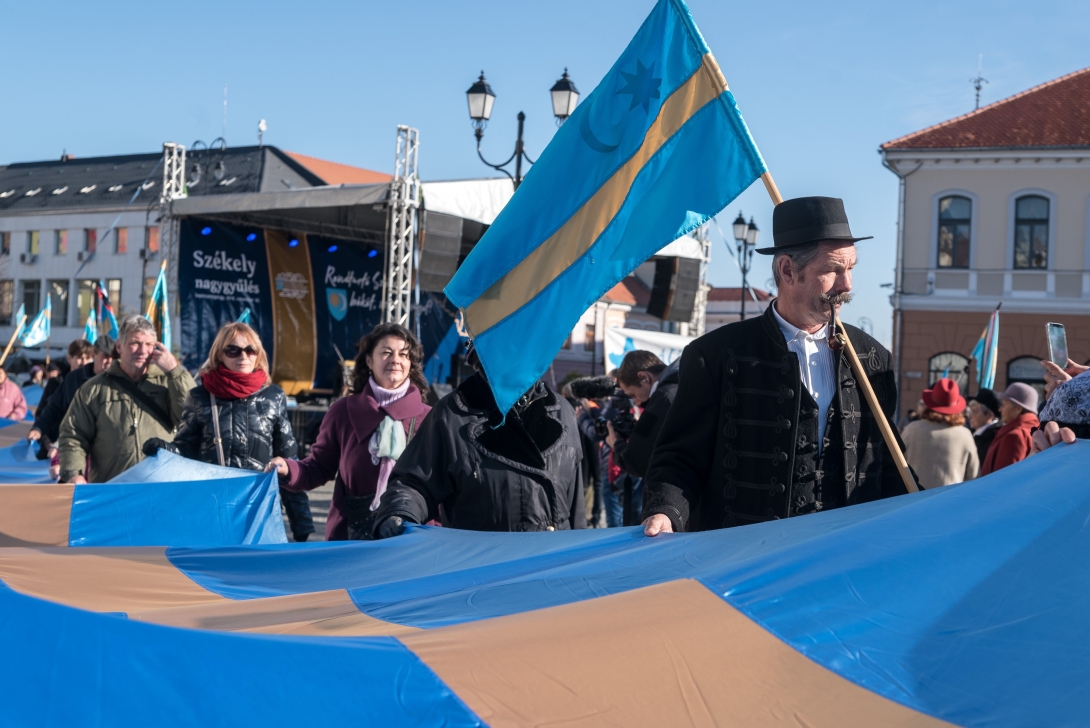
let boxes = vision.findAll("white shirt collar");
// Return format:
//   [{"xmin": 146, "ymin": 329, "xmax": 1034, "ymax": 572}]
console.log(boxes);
[{"xmin": 772, "ymin": 302, "xmax": 827, "ymax": 344}]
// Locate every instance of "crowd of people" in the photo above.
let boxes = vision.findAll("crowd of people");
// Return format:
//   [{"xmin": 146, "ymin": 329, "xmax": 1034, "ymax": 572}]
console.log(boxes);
[{"xmin": 15, "ymin": 196, "xmax": 1087, "ymax": 544}]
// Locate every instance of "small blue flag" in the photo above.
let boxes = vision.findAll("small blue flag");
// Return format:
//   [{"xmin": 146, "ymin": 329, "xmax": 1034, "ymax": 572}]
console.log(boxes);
[
  {"xmin": 20, "ymin": 295, "xmax": 51, "ymax": 348},
  {"xmin": 237, "ymin": 308, "xmax": 252, "ymax": 325},
  {"xmin": 444, "ymin": 0, "xmax": 768, "ymax": 414},
  {"xmin": 145, "ymin": 261, "xmax": 172, "ymax": 350},
  {"xmin": 83, "ymin": 311, "xmax": 98, "ymax": 344},
  {"xmin": 96, "ymin": 281, "xmax": 120, "ymax": 339}
]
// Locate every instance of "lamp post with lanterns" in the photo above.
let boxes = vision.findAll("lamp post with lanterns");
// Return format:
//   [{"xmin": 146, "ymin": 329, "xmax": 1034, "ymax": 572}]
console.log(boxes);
[
  {"xmin": 731, "ymin": 211, "xmax": 759, "ymax": 321},
  {"xmin": 465, "ymin": 69, "xmax": 579, "ymax": 189}
]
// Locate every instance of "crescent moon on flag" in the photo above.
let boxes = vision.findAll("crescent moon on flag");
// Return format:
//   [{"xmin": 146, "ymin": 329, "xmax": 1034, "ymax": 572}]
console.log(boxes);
[{"xmin": 578, "ymin": 97, "xmax": 621, "ymax": 154}]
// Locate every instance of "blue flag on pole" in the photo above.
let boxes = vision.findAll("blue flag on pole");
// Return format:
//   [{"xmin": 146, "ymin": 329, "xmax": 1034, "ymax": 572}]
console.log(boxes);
[
  {"xmin": 971, "ymin": 306, "xmax": 1001, "ymax": 390},
  {"xmin": 83, "ymin": 311, "xmax": 98, "ymax": 344},
  {"xmin": 237, "ymin": 308, "xmax": 252, "ymax": 325},
  {"xmin": 20, "ymin": 295, "xmax": 51, "ymax": 348},
  {"xmin": 96, "ymin": 281, "xmax": 120, "ymax": 339},
  {"xmin": 12, "ymin": 304, "xmax": 26, "ymax": 337},
  {"xmin": 145, "ymin": 261, "xmax": 172, "ymax": 350},
  {"xmin": 444, "ymin": 0, "xmax": 768, "ymax": 413}
]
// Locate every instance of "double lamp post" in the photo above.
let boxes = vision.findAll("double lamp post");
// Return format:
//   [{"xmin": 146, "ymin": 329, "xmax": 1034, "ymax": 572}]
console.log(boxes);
[
  {"xmin": 731, "ymin": 212, "xmax": 760, "ymax": 321},
  {"xmin": 465, "ymin": 69, "xmax": 580, "ymax": 188}
]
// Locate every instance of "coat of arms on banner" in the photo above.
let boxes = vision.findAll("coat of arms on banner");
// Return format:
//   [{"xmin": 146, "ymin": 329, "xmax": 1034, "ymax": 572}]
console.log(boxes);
[
  {"xmin": 274, "ymin": 272, "xmax": 309, "ymax": 300},
  {"xmin": 326, "ymin": 288, "xmax": 348, "ymax": 321}
]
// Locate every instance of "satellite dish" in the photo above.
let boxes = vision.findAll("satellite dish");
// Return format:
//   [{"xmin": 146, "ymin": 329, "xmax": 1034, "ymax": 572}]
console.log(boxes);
[{"xmin": 258, "ymin": 119, "xmax": 268, "ymax": 132}]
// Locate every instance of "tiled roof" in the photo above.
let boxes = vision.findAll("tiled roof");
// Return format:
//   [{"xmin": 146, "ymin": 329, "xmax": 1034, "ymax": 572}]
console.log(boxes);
[
  {"xmin": 602, "ymin": 276, "xmax": 651, "ymax": 307},
  {"xmin": 0, "ymin": 146, "xmax": 325, "ymax": 213},
  {"xmin": 285, "ymin": 152, "xmax": 391, "ymax": 185},
  {"xmin": 707, "ymin": 286, "xmax": 772, "ymax": 302},
  {"xmin": 882, "ymin": 65, "xmax": 1090, "ymax": 150}
]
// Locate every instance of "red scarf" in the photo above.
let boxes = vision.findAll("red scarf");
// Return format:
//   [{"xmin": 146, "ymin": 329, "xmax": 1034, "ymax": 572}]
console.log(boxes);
[{"xmin": 202, "ymin": 366, "xmax": 267, "ymax": 401}]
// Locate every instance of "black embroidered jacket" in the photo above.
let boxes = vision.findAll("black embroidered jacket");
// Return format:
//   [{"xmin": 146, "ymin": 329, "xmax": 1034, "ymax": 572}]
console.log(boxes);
[{"xmin": 642, "ymin": 304, "xmax": 912, "ymax": 532}]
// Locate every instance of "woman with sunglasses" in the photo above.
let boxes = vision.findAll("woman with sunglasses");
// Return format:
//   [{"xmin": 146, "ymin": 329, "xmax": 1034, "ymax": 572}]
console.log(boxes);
[
  {"xmin": 146, "ymin": 322, "xmax": 314, "ymax": 541},
  {"xmin": 266, "ymin": 323, "xmax": 431, "ymax": 541}
]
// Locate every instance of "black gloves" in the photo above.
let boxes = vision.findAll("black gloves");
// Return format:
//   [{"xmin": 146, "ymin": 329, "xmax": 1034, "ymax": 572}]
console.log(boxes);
[
  {"xmin": 376, "ymin": 516, "xmax": 405, "ymax": 539},
  {"xmin": 142, "ymin": 438, "xmax": 170, "ymax": 457}
]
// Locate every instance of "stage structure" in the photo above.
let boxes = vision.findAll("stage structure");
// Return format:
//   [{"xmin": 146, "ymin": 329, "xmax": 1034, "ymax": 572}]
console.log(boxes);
[
  {"xmin": 382, "ymin": 126, "xmax": 420, "ymax": 327},
  {"xmin": 159, "ymin": 142, "xmax": 186, "ymax": 333}
]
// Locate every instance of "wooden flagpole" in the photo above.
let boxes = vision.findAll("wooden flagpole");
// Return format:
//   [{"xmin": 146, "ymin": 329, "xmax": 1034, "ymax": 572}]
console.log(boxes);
[
  {"xmin": 760, "ymin": 170, "xmax": 918, "ymax": 495},
  {"xmin": 0, "ymin": 314, "xmax": 27, "ymax": 368},
  {"xmin": 835, "ymin": 315, "xmax": 918, "ymax": 494}
]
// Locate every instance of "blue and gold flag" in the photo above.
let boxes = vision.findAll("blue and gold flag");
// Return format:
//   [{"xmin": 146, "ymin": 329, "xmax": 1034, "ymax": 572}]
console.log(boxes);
[
  {"xmin": 145, "ymin": 261, "xmax": 172, "ymax": 350},
  {"xmin": 445, "ymin": 0, "xmax": 768, "ymax": 413}
]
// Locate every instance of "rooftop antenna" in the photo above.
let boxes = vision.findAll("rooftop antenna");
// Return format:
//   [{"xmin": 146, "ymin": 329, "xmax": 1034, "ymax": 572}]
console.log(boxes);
[
  {"xmin": 222, "ymin": 85, "xmax": 228, "ymax": 143},
  {"xmin": 258, "ymin": 119, "xmax": 267, "ymax": 147},
  {"xmin": 970, "ymin": 54, "xmax": 988, "ymax": 110}
]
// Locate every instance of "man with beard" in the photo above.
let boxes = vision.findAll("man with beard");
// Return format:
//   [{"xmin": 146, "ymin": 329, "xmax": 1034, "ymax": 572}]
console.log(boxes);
[{"xmin": 643, "ymin": 197, "xmax": 913, "ymax": 534}]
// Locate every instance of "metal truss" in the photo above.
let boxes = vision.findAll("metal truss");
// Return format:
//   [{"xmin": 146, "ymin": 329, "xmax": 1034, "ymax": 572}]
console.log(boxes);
[
  {"xmin": 155, "ymin": 143, "xmax": 186, "ymax": 344},
  {"xmin": 382, "ymin": 126, "xmax": 420, "ymax": 327}
]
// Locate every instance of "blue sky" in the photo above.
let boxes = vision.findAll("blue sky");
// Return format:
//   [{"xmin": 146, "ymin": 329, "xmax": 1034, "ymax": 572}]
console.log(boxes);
[{"xmin": 3, "ymin": 0, "xmax": 1089, "ymax": 346}]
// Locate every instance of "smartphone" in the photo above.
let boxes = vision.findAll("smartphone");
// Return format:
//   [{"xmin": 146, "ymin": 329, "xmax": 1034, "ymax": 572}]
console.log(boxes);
[{"xmin": 1046, "ymin": 322, "xmax": 1068, "ymax": 367}]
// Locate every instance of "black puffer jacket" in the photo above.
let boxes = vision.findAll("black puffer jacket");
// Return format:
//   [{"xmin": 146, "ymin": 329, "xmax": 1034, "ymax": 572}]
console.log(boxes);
[
  {"xmin": 159, "ymin": 383, "xmax": 297, "ymax": 470},
  {"xmin": 373, "ymin": 373, "xmax": 586, "ymax": 533}
]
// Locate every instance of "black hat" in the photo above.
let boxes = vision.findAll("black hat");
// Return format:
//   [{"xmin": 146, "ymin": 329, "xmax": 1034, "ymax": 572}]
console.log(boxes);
[
  {"xmin": 755, "ymin": 196, "xmax": 872, "ymax": 254},
  {"xmin": 968, "ymin": 388, "xmax": 1000, "ymax": 417}
]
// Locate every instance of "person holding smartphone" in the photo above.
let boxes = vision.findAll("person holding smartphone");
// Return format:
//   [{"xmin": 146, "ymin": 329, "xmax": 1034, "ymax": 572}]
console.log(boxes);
[{"xmin": 58, "ymin": 316, "xmax": 196, "ymax": 483}]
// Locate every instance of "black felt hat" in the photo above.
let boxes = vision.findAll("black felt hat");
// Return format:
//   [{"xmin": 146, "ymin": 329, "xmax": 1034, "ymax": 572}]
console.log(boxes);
[
  {"xmin": 755, "ymin": 196, "xmax": 872, "ymax": 254},
  {"xmin": 968, "ymin": 388, "xmax": 1001, "ymax": 417}
]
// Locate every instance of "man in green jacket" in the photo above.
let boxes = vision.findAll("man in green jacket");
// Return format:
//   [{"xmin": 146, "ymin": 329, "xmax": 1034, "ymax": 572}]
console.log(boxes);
[{"xmin": 59, "ymin": 315, "xmax": 196, "ymax": 483}]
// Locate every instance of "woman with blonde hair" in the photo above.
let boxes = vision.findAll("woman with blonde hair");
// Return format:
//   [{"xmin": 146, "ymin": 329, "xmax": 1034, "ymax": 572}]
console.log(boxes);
[
  {"xmin": 145, "ymin": 322, "xmax": 312, "ymax": 541},
  {"xmin": 900, "ymin": 378, "xmax": 979, "ymax": 489}
]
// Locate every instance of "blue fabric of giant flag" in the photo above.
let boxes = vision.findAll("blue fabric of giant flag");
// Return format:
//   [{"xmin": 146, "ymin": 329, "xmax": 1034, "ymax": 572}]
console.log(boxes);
[
  {"xmin": 445, "ymin": 0, "xmax": 767, "ymax": 413},
  {"xmin": 0, "ymin": 443, "xmax": 1088, "ymax": 725}
]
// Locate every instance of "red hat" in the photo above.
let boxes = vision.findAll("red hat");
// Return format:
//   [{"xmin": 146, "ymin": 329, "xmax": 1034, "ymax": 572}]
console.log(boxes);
[{"xmin": 922, "ymin": 378, "xmax": 967, "ymax": 415}]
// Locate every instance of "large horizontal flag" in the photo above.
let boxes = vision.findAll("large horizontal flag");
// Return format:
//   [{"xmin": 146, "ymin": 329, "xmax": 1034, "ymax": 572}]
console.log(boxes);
[
  {"xmin": 445, "ymin": 0, "xmax": 768, "ymax": 413},
  {"xmin": 0, "ymin": 451, "xmax": 285, "ymax": 546},
  {"xmin": 0, "ymin": 442, "xmax": 1089, "ymax": 724},
  {"xmin": 145, "ymin": 260, "xmax": 172, "ymax": 350},
  {"xmin": 19, "ymin": 294, "xmax": 51, "ymax": 348}
]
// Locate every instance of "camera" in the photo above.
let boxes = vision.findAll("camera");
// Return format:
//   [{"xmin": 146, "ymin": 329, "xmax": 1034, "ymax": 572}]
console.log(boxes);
[{"xmin": 569, "ymin": 376, "xmax": 636, "ymax": 441}]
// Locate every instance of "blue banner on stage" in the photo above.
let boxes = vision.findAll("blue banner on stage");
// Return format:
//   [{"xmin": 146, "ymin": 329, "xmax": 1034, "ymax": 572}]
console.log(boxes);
[{"xmin": 179, "ymin": 220, "xmax": 385, "ymax": 390}]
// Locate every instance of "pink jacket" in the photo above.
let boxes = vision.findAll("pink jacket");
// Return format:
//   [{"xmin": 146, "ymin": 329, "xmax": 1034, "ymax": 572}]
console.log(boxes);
[{"xmin": 0, "ymin": 379, "xmax": 27, "ymax": 421}]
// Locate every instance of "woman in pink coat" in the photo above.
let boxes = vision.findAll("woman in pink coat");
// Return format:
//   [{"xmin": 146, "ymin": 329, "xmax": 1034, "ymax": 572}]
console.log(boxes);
[
  {"xmin": 0, "ymin": 366, "xmax": 28, "ymax": 421},
  {"xmin": 267, "ymin": 323, "xmax": 431, "ymax": 540}
]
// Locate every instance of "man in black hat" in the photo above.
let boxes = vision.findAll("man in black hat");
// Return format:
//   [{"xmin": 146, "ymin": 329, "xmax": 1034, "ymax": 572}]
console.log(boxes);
[{"xmin": 642, "ymin": 197, "xmax": 913, "ymax": 534}]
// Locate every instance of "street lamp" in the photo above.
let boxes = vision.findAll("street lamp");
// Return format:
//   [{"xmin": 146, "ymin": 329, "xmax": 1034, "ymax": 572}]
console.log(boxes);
[
  {"xmin": 731, "ymin": 212, "xmax": 759, "ymax": 321},
  {"xmin": 465, "ymin": 69, "xmax": 578, "ymax": 189},
  {"xmin": 550, "ymin": 69, "xmax": 580, "ymax": 123}
]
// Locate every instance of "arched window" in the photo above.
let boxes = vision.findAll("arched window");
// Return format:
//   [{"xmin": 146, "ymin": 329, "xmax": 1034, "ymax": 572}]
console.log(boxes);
[
  {"xmin": 1007, "ymin": 356, "xmax": 1046, "ymax": 406},
  {"xmin": 928, "ymin": 352, "xmax": 970, "ymax": 389},
  {"xmin": 1014, "ymin": 195, "xmax": 1049, "ymax": 269},
  {"xmin": 937, "ymin": 196, "xmax": 971, "ymax": 268}
]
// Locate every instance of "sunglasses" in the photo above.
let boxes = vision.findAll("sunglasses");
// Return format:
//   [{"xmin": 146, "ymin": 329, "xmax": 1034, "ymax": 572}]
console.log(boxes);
[{"xmin": 223, "ymin": 345, "xmax": 258, "ymax": 359}]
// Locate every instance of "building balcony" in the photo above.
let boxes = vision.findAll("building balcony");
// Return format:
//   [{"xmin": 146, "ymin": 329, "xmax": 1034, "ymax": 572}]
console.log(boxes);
[{"xmin": 897, "ymin": 268, "xmax": 1090, "ymax": 313}]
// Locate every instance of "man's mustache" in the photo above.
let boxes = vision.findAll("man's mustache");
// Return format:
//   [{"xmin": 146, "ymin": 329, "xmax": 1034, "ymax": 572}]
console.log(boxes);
[{"xmin": 821, "ymin": 291, "xmax": 854, "ymax": 306}]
